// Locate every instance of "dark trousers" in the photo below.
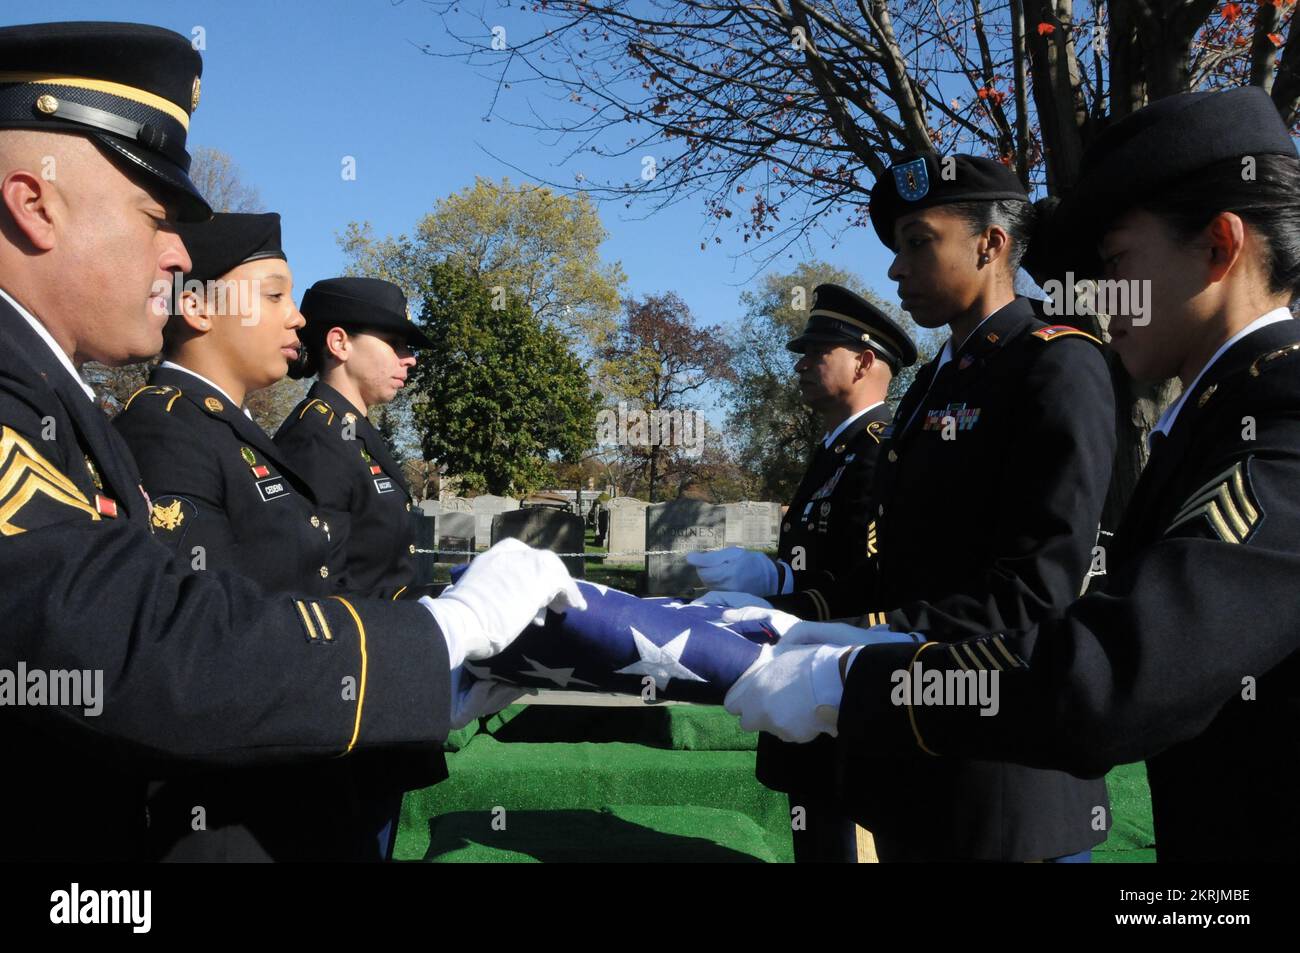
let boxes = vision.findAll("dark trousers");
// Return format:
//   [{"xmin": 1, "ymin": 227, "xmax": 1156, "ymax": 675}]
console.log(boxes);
[{"xmin": 789, "ymin": 793, "xmax": 858, "ymax": 863}]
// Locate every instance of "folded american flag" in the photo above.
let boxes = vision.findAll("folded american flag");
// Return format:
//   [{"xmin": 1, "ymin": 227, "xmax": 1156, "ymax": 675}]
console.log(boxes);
[{"xmin": 459, "ymin": 577, "xmax": 779, "ymax": 705}]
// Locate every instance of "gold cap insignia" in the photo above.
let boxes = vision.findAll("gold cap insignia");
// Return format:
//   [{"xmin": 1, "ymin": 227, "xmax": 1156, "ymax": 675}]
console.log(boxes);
[
  {"xmin": 35, "ymin": 94, "xmax": 59, "ymax": 115},
  {"xmin": 204, "ymin": 397, "xmax": 223, "ymax": 413},
  {"xmin": 240, "ymin": 447, "xmax": 256, "ymax": 466},
  {"xmin": 191, "ymin": 76, "xmax": 201, "ymax": 113},
  {"xmin": 151, "ymin": 499, "xmax": 185, "ymax": 532}
]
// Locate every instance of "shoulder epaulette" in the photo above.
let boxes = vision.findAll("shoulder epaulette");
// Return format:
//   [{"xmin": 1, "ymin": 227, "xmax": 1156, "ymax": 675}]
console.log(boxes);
[
  {"xmin": 1031, "ymin": 325, "xmax": 1103, "ymax": 346},
  {"xmin": 298, "ymin": 398, "xmax": 336, "ymax": 426},
  {"xmin": 1249, "ymin": 342, "xmax": 1300, "ymax": 378},
  {"xmin": 123, "ymin": 384, "xmax": 182, "ymax": 413}
]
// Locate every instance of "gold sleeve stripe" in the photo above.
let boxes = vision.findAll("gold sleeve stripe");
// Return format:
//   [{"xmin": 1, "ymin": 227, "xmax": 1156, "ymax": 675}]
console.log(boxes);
[
  {"xmin": 295, "ymin": 600, "xmax": 317, "ymax": 640},
  {"xmin": 0, "ymin": 71, "xmax": 191, "ymax": 127},
  {"xmin": 906, "ymin": 642, "xmax": 942, "ymax": 756},
  {"xmin": 948, "ymin": 645, "xmax": 972, "ymax": 672},
  {"xmin": 806, "ymin": 589, "xmax": 830, "ymax": 621},
  {"xmin": 961, "ymin": 644, "xmax": 986, "ymax": 671},
  {"xmin": 974, "ymin": 641, "xmax": 1004, "ymax": 672},
  {"xmin": 1233, "ymin": 466, "xmax": 1258, "ymax": 523},
  {"xmin": 330, "ymin": 597, "xmax": 369, "ymax": 754},
  {"xmin": 990, "ymin": 636, "xmax": 1021, "ymax": 668},
  {"xmin": 310, "ymin": 602, "xmax": 333, "ymax": 642}
]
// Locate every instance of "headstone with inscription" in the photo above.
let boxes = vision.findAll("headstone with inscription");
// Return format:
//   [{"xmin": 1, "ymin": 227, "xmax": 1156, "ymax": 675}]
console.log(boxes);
[{"xmin": 645, "ymin": 499, "xmax": 726, "ymax": 596}]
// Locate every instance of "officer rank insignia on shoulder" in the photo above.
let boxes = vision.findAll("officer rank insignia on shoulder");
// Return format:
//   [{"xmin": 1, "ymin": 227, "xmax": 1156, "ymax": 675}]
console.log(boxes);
[
  {"xmin": 1031, "ymin": 325, "xmax": 1103, "ymax": 346},
  {"xmin": 1165, "ymin": 459, "xmax": 1261, "ymax": 545}
]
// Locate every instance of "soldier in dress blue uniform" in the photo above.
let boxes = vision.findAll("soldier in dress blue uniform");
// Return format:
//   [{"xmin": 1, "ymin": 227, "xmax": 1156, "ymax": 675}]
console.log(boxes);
[
  {"xmin": 726, "ymin": 86, "xmax": 1300, "ymax": 863},
  {"xmin": 0, "ymin": 21, "xmax": 580, "ymax": 861},
  {"xmin": 705, "ymin": 155, "xmax": 1118, "ymax": 861},
  {"xmin": 275, "ymin": 278, "xmax": 428, "ymax": 599},
  {"xmin": 692, "ymin": 283, "xmax": 916, "ymax": 861}
]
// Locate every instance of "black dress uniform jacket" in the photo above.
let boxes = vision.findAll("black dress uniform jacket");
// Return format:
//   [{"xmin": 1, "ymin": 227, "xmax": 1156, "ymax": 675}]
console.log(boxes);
[
  {"xmin": 770, "ymin": 297, "xmax": 1117, "ymax": 861},
  {"xmin": 275, "ymin": 381, "xmax": 416, "ymax": 599},
  {"xmin": 841, "ymin": 318, "xmax": 1300, "ymax": 862},
  {"xmin": 114, "ymin": 366, "xmax": 335, "ymax": 595},
  {"xmin": 0, "ymin": 296, "xmax": 451, "ymax": 861},
  {"xmin": 757, "ymin": 403, "xmax": 892, "ymax": 797},
  {"xmin": 113, "ymin": 365, "xmax": 447, "ymax": 860}
]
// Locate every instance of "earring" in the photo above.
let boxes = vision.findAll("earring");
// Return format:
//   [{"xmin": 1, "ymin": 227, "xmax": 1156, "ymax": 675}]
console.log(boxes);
[{"xmin": 979, "ymin": 254, "xmax": 990, "ymax": 265}]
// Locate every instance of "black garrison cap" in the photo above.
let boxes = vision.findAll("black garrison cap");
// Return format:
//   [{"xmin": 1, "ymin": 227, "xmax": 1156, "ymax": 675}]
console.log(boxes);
[
  {"xmin": 1054, "ymin": 86, "xmax": 1300, "ymax": 275},
  {"xmin": 787, "ymin": 283, "xmax": 918, "ymax": 370},
  {"xmin": 870, "ymin": 153, "xmax": 1029, "ymax": 251},
  {"xmin": 0, "ymin": 21, "xmax": 210, "ymax": 220},
  {"xmin": 300, "ymin": 277, "xmax": 432, "ymax": 349},
  {"xmin": 176, "ymin": 213, "xmax": 285, "ymax": 283}
]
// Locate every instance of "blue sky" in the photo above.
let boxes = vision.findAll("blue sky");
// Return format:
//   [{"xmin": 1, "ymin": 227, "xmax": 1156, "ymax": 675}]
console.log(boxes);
[{"xmin": 28, "ymin": 0, "xmax": 902, "ymax": 335}]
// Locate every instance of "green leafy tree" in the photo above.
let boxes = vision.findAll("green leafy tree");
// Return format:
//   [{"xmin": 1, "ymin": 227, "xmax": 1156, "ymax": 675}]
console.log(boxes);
[
  {"xmin": 339, "ymin": 177, "xmax": 625, "ymax": 355},
  {"xmin": 413, "ymin": 261, "xmax": 599, "ymax": 496}
]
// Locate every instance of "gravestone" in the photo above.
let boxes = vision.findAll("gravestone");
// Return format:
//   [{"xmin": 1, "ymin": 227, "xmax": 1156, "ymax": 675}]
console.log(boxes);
[
  {"xmin": 725, "ymin": 501, "xmax": 779, "ymax": 550},
  {"xmin": 472, "ymin": 494, "xmax": 519, "ymax": 550},
  {"xmin": 419, "ymin": 499, "xmax": 440, "ymax": 518},
  {"xmin": 606, "ymin": 497, "xmax": 648, "ymax": 568},
  {"xmin": 645, "ymin": 499, "xmax": 727, "ymax": 596},
  {"xmin": 439, "ymin": 495, "xmax": 472, "ymax": 512},
  {"xmin": 437, "ymin": 512, "xmax": 476, "ymax": 565},
  {"xmin": 491, "ymin": 508, "xmax": 586, "ymax": 578}
]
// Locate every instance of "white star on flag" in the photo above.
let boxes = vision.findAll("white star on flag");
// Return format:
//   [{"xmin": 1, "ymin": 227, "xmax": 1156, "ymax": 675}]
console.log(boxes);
[
  {"xmin": 518, "ymin": 655, "xmax": 599, "ymax": 689},
  {"xmin": 615, "ymin": 627, "xmax": 706, "ymax": 691}
]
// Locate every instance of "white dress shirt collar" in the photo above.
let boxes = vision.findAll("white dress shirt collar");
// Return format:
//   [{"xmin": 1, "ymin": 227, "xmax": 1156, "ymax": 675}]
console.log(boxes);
[{"xmin": 0, "ymin": 287, "xmax": 97, "ymax": 402}]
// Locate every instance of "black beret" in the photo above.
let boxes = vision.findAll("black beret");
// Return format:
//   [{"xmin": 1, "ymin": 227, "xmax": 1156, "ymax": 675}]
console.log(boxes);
[
  {"xmin": 870, "ymin": 153, "xmax": 1029, "ymax": 250},
  {"xmin": 300, "ymin": 277, "xmax": 432, "ymax": 349},
  {"xmin": 1055, "ymin": 86, "xmax": 1300, "ymax": 273},
  {"xmin": 788, "ymin": 283, "xmax": 918, "ymax": 369},
  {"xmin": 0, "ymin": 21, "xmax": 209, "ymax": 221},
  {"xmin": 176, "ymin": 213, "xmax": 285, "ymax": 283}
]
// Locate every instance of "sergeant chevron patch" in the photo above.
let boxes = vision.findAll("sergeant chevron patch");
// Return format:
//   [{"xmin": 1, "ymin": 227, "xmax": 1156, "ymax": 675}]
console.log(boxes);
[
  {"xmin": 0, "ymin": 425, "xmax": 100, "ymax": 535},
  {"xmin": 1165, "ymin": 459, "xmax": 1261, "ymax": 544}
]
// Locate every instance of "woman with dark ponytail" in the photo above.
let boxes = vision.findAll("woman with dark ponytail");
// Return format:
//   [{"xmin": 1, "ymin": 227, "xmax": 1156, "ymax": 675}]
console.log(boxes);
[
  {"xmin": 704, "ymin": 153, "xmax": 1119, "ymax": 863},
  {"xmin": 728, "ymin": 87, "xmax": 1300, "ymax": 863}
]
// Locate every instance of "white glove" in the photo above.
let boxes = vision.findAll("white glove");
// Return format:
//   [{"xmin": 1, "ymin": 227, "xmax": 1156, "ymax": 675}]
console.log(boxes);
[
  {"xmin": 449, "ymin": 665, "xmax": 531, "ymax": 730},
  {"xmin": 686, "ymin": 547, "xmax": 790, "ymax": 595},
  {"xmin": 421, "ymin": 538, "xmax": 587, "ymax": 669},
  {"xmin": 692, "ymin": 590, "xmax": 774, "ymax": 609},
  {"xmin": 724, "ymin": 642, "xmax": 845, "ymax": 743},
  {"xmin": 721, "ymin": 606, "xmax": 924, "ymax": 648}
]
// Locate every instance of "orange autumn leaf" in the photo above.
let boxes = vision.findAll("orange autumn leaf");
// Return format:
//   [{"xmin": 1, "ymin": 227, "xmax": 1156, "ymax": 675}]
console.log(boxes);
[
  {"xmin": 1037, "ymin": 22, "xmax": 1056, "ymax": 36},
  {"xmin": 1222, "ymin": 2, "xmax": 1242, "ymax": 23}
]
